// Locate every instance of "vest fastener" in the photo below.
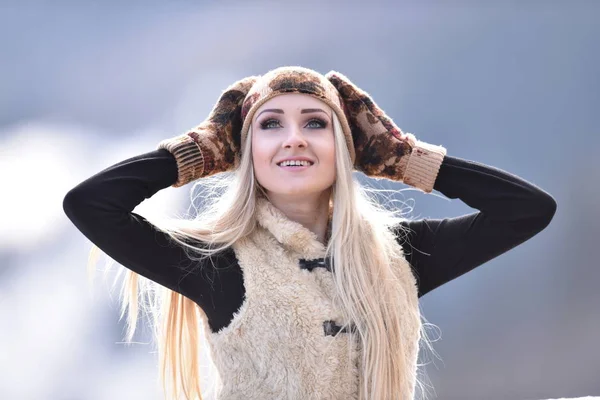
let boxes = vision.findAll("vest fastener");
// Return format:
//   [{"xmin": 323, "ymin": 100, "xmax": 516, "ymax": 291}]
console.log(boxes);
[
  {"xmin": 299, "ymin": 258, "xmax": 332, "ymax": 272},
  {"xmin": 323, "ymin": 320, "xmax": 357, "ymax": 336}
]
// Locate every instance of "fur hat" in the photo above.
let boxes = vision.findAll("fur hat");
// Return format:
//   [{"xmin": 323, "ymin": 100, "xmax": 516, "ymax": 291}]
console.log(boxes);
[{"xmin": 158, "ymin": 66, "xmax": 445, "ymax": 191}]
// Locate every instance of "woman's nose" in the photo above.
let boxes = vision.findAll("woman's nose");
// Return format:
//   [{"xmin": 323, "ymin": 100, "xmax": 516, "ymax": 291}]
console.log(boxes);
[{"xmin": 282, "ymin": 126, "xmax": 308, "ymax": 149}]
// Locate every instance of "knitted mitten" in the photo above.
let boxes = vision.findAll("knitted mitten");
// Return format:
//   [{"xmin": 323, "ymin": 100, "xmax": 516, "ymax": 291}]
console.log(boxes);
[
  {"xmin": 326, "ymin": 71, "xmax": 447, "ymax": 193},
  {"xmin": 157, "ymin": 75, "xmax": 258, "ymax": 188}
]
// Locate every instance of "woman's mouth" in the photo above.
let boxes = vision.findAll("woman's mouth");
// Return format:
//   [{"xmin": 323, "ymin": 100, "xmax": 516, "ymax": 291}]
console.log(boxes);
[{"xmin": 277, "ymin": 160, "xmax": 314, "ymax": 171}]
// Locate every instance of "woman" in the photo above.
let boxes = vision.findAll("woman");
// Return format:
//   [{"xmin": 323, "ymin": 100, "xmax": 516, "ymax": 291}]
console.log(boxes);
[{"xmin": 63, "ymin": 66, "xmax": 557, "ymax": 400}]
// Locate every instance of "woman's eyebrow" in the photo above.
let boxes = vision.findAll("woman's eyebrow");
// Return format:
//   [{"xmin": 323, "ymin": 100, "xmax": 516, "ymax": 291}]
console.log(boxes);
[
  {"xmin": 256, "ymin": 108, "xmax": 329, "ymax": 119},
  {"xmin": 256, "ymin": 109, "xmax": 283, "ymax": 119},
  {"xmin": 300, "ymin": 108, "xmax": 327, "ymax": 115}
]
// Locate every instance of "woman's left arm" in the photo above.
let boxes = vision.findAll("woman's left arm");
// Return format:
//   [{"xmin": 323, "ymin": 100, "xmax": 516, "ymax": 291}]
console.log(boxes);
[
  {"xmin": 395, "ymin": 155, "xmax": 557, "ymax": 297},
  {"xmin": 324, "ymin": 72, "xmax": 557, "ymax": 296}
]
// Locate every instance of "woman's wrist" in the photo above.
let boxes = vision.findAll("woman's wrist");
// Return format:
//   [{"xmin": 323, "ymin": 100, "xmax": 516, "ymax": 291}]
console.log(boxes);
[
  {"xmin": 402, "ymin": 140, "xmax": 447, "ymax": 193},
  {"xmin": 157, "ymin": 132, "xmax": 206, "ymax": 188}
]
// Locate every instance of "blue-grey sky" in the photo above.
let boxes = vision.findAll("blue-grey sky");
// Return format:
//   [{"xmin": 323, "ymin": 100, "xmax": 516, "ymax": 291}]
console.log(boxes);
[{"xmin": 1, "ymin": 1, "xmax": 598, "ymax": 399}]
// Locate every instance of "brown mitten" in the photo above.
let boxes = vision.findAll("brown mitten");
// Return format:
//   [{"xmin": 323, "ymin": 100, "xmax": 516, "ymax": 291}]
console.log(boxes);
[
  {"xmin": 326, "ymin": 71, "xmax": 446, "ymax": 193},
  {"xmin": 157, "ymin": 75, "xmax": 259, "ymax": 187}
]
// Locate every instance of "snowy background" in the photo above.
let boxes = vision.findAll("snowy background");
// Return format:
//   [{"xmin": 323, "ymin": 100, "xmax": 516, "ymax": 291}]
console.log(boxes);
[{"xmin": 1, "ymin": 1, "xmax": 599, "ymax": 399}]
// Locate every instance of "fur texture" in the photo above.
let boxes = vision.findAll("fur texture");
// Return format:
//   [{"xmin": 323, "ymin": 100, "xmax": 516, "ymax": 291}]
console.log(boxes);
[{"xmin": 202, "ymin": 198, "xmax": 421, "ymax": 399}]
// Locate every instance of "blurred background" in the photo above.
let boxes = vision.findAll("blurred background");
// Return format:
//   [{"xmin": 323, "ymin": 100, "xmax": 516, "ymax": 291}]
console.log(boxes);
[{"xmin": 1, "ymin": 1, "xmax": 598, "ymax": 399}]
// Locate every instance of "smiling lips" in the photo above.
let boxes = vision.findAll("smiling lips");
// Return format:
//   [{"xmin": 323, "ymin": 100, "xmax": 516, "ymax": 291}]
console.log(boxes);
[
  {"xmin": 278, "ymin": 160, "xmax": 313, "ymax": 167},
  {"xmin": 276, "ymin": 156, "xmax": 315, "ymax": 170},
  {"xmin": 277, "ymin": 159, "xmax": 314, "ymax": 171}
]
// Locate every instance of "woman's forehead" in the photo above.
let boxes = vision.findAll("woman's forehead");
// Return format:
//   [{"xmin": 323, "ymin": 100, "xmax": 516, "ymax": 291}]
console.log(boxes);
[{"xmin": 255, "ymin": 93, "xmax": 331, "ymax": 114}]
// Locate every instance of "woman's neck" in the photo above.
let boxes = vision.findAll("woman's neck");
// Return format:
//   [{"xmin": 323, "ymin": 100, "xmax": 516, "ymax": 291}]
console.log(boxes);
[{"xmin": 266, "ymin": 190, "xmax": 332, "ymax": 244}]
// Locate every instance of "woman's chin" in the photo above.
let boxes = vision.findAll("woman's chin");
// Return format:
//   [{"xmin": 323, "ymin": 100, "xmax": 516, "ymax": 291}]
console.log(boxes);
[{"xmin": 265, "ymin": 185, "xmax": 331, "ymax": 200}]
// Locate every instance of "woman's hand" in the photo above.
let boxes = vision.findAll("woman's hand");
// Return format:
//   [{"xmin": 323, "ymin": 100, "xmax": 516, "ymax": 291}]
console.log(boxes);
[
  {"xmin": 157, "ymin": 76, "xmax": 258, "ymax": 188},
  {"xmin": 326, "ymin": 71, "xmax": 446, "ymax": 193}
]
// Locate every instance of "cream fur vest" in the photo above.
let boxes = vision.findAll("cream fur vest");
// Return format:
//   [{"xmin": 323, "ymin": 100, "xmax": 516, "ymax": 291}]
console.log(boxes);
[{"xmin": 203, "ymin": 199, "xmax": 421, "ymax": 399}]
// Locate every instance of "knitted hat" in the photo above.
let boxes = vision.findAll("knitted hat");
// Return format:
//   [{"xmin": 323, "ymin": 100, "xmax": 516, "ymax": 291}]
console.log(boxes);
[
  {"xmin": 239, "ymin": 66, "xmax": 356, "ymax": 163},
  {"xmin": 158, "ymin": 66, "xmax": 445, "ymax": 191}
]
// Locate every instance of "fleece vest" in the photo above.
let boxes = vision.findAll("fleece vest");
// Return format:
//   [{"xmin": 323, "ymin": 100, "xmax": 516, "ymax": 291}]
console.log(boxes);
[{"xmin": 203, "ymin": 199, "xmax": 421, "ymax": 400}]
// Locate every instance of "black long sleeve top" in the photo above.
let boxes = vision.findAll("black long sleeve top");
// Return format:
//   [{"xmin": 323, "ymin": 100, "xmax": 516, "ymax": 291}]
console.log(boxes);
[{"xmin": 62, "ymin": 149, "xmax": 557, "ymax": 333}]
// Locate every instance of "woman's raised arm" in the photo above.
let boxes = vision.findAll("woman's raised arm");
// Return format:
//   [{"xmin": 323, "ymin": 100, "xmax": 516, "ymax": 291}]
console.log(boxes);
[
  {"xmin": 396, "ymin": 155, "xmax": 557, "ymax": 297},
  {"xmin": 62, "ymin": 149, "xmax": 244, "ymax": 330}
]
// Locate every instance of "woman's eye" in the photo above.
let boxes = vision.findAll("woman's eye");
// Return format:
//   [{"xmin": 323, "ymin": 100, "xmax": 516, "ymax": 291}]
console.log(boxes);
[
  {"xmin": 306, "ymin": 118, "xmax": 327, "ymax": 129},
  {"xmin": 259, "ymin": 118, "xmax": 327, "ymax": 130},
  {"xmin": 260, "ymin": 119, "xmax": 281, "ymax": 129}
]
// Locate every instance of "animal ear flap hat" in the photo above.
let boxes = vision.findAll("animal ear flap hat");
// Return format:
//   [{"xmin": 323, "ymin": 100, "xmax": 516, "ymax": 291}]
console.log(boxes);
[{"xmin": 158, "ymin": 66, "xmax": 446, "ymax": 192}]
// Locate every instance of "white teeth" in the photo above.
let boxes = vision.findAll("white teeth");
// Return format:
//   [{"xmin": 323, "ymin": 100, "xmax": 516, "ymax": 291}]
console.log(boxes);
[{"xmin": 279, "ymin": 160, "xmax": 312, "ymax": 167}]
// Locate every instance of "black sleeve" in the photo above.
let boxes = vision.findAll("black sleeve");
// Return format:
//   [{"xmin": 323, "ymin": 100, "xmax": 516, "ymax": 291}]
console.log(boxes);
[
  {"xmin": 62, "ymin": 149, "xmax": 241, "ymax": 311},
  {"xmin": 395, "ymin": 155, "xmax": 557, "ymax": 297}
]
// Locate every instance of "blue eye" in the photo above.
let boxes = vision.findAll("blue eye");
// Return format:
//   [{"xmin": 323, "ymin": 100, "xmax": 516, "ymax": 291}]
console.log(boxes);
[
  {"xmin": 306, "ymin": 118, "xmax": 327, "ymax": 129},
  {"xmin": 259, "ymin": 117, "xmax": 327, "ymax": 130},
  {"xmin": 260, "ymin": 118, "xmax": 281, "ymax": 129}
]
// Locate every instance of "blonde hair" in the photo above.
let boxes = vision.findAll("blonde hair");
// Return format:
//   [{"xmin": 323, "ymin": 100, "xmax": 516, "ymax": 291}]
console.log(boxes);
[{"xmin": 88, "ymin": 111, "xmax": 439, "ymax": 400}]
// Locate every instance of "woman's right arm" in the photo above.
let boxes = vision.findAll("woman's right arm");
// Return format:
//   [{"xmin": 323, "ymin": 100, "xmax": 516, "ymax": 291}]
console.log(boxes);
[{"xmin": 62, "ymin": 149, "xmax": 220, "ymax": 304}]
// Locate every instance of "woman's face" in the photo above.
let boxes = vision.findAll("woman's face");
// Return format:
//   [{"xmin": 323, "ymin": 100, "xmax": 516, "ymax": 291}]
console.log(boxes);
[{"xmin": 251, "ymin": 93, "xmax": 336, "ymax": 199}]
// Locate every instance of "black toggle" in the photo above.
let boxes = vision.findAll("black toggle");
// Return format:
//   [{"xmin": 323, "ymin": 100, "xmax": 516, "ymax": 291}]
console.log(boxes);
[
  {"xmin": 299, "ymin": 258, "xmax": 333, "ymax": 272},
  {"xmin": 323, "ymin": 320, "xmax": 357, "ymax": 336}
]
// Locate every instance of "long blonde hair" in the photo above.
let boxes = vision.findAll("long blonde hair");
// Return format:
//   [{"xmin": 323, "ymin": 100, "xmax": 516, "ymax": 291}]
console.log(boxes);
[{"xmin": 88, "ymin": 111, "xmax": 439, "ymax": 399}]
